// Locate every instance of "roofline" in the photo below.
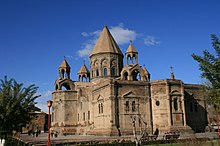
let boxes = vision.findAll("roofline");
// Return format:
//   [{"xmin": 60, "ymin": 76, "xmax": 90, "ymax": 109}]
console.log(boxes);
[{"xmin": 89, "ymin": 52, "xmax": 124, "ymax": 58}]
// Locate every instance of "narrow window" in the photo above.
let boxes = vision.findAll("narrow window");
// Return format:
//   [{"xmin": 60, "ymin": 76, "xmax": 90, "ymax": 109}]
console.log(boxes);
[
  {"xmin": 88, "ymin": 111, "xmax": 90, "ymax": 120},
  {"xmin": 132, "ymin": 101, "xmax": 136, "ymax": 112},
  {"xmin": 125, "ymin": 101, "xmax": 129, "ymax": 112},
  {"xmin": 124, "ymin": 72, "xmax": 128, "ymax": 80},
  {"xmin": 98, "ymin": 104, "xmax": 100, "ymax": 114},
  {"xmin": 103, "ymin": 68, "xmax": 107, "ymax": 76},
  {"xmin": 83, "ymin": 112, "xmax": 85, "ymax": 121},
  {"xmin": 101, "ymin": 103, "xmax": 103, "ymax": 113},
  {"xmin": 61, "ymin": 69, "xmax": 65, "ymax": 78},
  {"xmin": 174, "ymin": 98, "xmax": 178, "ymax": 111},
  {"xmin": 111, "ymin": 67, "xmax": 115, "ymax": 76},
  {"xmin": 96, "ymin": 69, "xmax": 99, "ymax": 76},
  {"xmin": 78, "ymin": 113, "xmax": 79, "ymax": 121}
]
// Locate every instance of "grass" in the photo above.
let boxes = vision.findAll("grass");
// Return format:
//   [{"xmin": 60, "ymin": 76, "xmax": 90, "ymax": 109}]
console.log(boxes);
[{"xmin": 144, "ymin": 139, "xmax": 219, "ymax": 146}]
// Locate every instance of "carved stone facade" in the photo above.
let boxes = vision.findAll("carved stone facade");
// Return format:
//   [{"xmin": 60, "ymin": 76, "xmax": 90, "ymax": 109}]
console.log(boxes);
[{"xmin": 51, "ymin": 26, "xmax": 207, "ymax": 136}]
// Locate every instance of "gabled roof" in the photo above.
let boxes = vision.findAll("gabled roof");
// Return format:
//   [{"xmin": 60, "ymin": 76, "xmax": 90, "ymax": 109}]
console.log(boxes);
[
  {"xmin": 126, "ymin": 41, "xmax": 138, "ymax": 54},
  {"xmin": 90, "ymin": 26, "xmax": 123, "ymax": 57},
  {"xmin": 78, "ymin": 64, "xmax": 90, "ymax": 74},
  {"xmin": 143, "ymin": 66, "xmax": 150, "ymax": 75},
  {"xmin": 59, "ymin": 59, "xmax": 70, "ymax": 69}
]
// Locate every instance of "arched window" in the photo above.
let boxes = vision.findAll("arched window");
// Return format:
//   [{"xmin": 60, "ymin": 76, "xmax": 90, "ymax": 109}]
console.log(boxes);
[
  {"xmin": 123, "ymin": 72, "xmax": 128, "ymax": 80},
  {"xmin": 103, "ymin": 68, "xmax": 107, "ymax": 76},
  {"xmin": 174, "ymin": 98, "xmax": 178, "ymax": 111},
  {"xmin": 101, "ymin": 103, "xmax": 103, "ymax": 113},
  {"xmin": 132, "ymin": 101, "xmax": 136, "ymax": 112},
  {"xmin": 111, "ymin": 67, "xmax": 115, "ymax": 76},
  {"xmin": 132, "ymin": 54, "xmax": 137, "ymax": 64},
  {"xmin": 125, "ymin": 101, "xmax": 129, "ymax": 112},
  {"xmin": 98, "ymin": 104, "xmax": 101, "ymax": 113},
  {"xmin": 96, "ymin": 69, "xmax": 99, "ymax": 76},
  {"xmin": 61, "ymin": 83, "xmax": 71, "ymax": 90},
  {"xmin": 131, "ymin": 70, "xmax": 140, "ymax": 81},
  {"xmin": 83, "ymin": 112, "xmax": 85, "ymax": 121},
  {"xmin": 61, "ymin": 69, "xmax": 65, "ymax": 78},
  {"xmin": 55, "ymin": 84, "xmax": 58, "ymax": 90},
  {"xmin": 98, "ymin": 103, "xmax": 103, "ymax": 114},
  {"xmin": 88, "ymin": 111, "xmax": 90, "ymax": 120},
  {"xmin": 127, "ymin": 54, "xmax": 131, "ymax": 64}
]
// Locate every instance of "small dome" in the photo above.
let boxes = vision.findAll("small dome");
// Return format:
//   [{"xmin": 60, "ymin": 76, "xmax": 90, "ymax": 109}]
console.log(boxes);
[
  {"xmin": 126, "ymin": 41, "xmax": 138, "ymax": 54},
  {"xmin": 78, "ymin": 64, "xmax": 89, "ymax": 74},
  {"xmin": 59, "ymin": 58, "xmax": 70, "ymax": 69}
]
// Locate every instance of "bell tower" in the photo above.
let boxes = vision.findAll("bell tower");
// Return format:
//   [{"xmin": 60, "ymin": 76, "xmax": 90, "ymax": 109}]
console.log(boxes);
[
  {"xmin": 125, "ymin": 41, "xmax": 138, "ymax": 65},
  {"xmin": 78, "ymin": 62, "xmax": 90, "ymax": 82},
  {"xmin": 58, "ymin": 57, "xmax": 70, "ymax": 79}
]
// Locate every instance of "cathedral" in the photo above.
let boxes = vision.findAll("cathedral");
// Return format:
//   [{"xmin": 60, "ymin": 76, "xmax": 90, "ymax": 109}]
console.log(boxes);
[{"xmin": 51, "ymin": 26, "xmax": 208, "ymax": 136}]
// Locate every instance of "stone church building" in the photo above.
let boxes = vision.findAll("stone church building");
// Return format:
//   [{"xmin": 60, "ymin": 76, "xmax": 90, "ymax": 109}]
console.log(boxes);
[{"xmin": 51, "ymin": 26, "xmax": 207, "ymax": 136}]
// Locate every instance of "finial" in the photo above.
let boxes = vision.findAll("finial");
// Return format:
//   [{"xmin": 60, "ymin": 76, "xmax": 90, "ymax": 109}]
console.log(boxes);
[
  {"xmin": 130, "ymin": 40, "xmax": 132, "ymax": 44},
  {"xmin": 170, "ymin": 66, "xmax": 175, "ymax": 80},
  {"xmin": 83, "ymin": 60, "xmax": 85, "ymax": 65},
  {"xmin": 170, "ymin": 66, "xmax": 173, "ymax": 73},
  {"xmin": 64, "ymin": 56, "xmax": 66, "ymax": 60}
]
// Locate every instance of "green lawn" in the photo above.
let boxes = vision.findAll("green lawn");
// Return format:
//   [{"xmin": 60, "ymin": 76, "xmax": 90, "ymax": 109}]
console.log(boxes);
[{"xmin": 144, "ymin": 140, "xmax": 219, "ymax": 146}]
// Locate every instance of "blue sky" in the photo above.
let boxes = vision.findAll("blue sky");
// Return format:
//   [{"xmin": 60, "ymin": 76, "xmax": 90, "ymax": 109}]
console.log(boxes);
[{"xmin": 0, "ymin": 0, "xmax": 220, "ymax": 112}]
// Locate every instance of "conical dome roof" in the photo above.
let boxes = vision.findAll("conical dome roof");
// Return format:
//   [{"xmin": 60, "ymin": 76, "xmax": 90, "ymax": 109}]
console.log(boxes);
[
  {"xmin": 78, "ymin": 64, "xmax": 89, "ymax": 74},
  {"xmin": 90, "ymin": 26, "xmax": 123, "ymax": 57},
  {"xmin": 59, "ymin": 58, "xmax": 70, "ymax": 69},
  {"xmin": 126, "ymin": 41, "xmax": 138, "ymax": 54}
]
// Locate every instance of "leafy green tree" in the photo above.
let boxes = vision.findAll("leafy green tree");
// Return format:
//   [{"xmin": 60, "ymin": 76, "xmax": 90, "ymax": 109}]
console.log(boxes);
[
  {"xmin": 0, "ymin": 76, "xmax": 40, "ymax": 139},
  {"xmin": 192, "ymin": 34, "xmax": 220, "ymax": 108}
]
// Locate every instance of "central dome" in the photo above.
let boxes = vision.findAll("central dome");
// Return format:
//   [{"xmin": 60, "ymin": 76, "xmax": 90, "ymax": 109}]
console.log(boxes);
[{"xmin": 90, "ymin": 26, "xmax": 123, "ymax": 57}]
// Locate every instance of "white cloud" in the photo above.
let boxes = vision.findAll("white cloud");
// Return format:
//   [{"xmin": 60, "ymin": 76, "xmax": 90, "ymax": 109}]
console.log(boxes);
[
  {"xmin": 144, "ymin": 36, "xmax": 160, "ymax": 46},
  {"xmin": 78, "ymin": 39, "xmax": 98, "ymax": 57},
  {"xmin": 41, "ymin": 90, "xmax": 52, "ymax": 98},
  {"xmin": 81, "ymin": 32, "xmax": 89, "ymax": 37},
  {"xmin": 36, "ymin": 102, "xmax": 48, "ymax": 113},
  {"xmin": 77, "ymin": 24, "xmax": 160, "ymax": 58},
  {"xmin": 78, "ymin": 30, "xmax": 101, "ymax": 57},
  {"xmin": 78, "ymin": 44, "xmax": 93, "ymax": 57},
  {"xmin": 109, "ymin": 24, "xmax": 137, "ymax": 45},
  {"xmin": 65, "ymin": 55, "xmax": 74, "ymax": 59},
  {"xmin": 78, "ymin": 24, "xmax": 137, "ymax": 58},
  {"xmin": 35, "ymin": 90, "xmax": 52, "ymax": 113},
  {"xmin": 89, "ymin": 30, "xmax": 101, "ymax": 37}
]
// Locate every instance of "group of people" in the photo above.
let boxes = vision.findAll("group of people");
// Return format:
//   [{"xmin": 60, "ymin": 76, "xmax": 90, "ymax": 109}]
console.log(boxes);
[
  {"xmin": 27, "ymin": 126, "xmax": 41, "ymax": 137},
  {"xmin": 141, "ymin": 128, "xmax": 160, "ymax": 141},
  {"xmin": 51, "ymin": 130, "xmax": 58, "ymax": 138}
]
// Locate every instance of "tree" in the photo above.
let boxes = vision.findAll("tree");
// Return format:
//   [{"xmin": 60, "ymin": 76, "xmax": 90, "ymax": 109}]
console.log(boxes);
[
  {"xmin": 131, "ymin": 115, "xmax": 148, "ymax": 146},
  {"xmin": 0, "ymin": 76, "xmax": 40, "ymax": 139},
  {"xmin": 192, "ymin": 34, "xmax": 220, "ymax": 108}
]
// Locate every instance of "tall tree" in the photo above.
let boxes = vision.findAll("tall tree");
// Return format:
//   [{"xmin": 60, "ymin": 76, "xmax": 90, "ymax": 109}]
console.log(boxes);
[
  {"xmin": 0, "ymin": 76, "xmax": 40, "ymax": 139},
  {"xmin": 192, "ymin": 34, "xmax": 220, "ymax": 108}
]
